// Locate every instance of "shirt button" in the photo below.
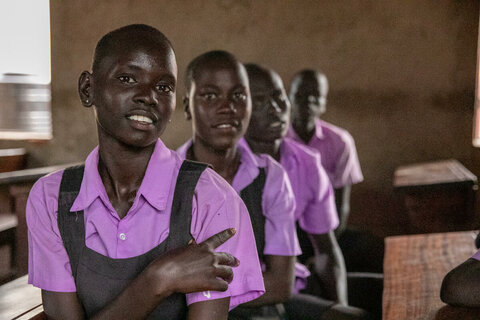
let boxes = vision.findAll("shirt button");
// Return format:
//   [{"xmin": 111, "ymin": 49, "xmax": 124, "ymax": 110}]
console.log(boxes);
[{"xmin": 119, "ymin": 233, "xmax": 126, "ymax": 241}]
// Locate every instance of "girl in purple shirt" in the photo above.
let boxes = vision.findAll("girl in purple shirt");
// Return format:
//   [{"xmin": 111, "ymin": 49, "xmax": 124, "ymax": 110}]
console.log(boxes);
[
  {"xmin": 26, "ymin": 24, "xmax": 264, "ymax": 319},
  {"xmin": 178, "ymin": 50, "xmax": 301, "ymax": 319}
]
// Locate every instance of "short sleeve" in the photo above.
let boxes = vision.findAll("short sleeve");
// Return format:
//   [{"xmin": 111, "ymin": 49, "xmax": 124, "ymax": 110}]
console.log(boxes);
[
  {"xmin": 27, "ymin": 171, "xmax": 77, "ymax": 292},
  {"xmin": 298, "ymin": 154, "xmax": 339, "ymax": 234},
  {"xmin": 332, "ymin": 133, "xmax": 364, "ymax": 188},
  {"xmin": 186, "ymin": 169, "xmax": 265, "ymax": 310},
  {"xmin": 261, "ymin": 156, "xmax": 301, "ymax": 256},
  {"xmin": 472, "ymin": 249, "xmax": 480, "ymax": 260}
]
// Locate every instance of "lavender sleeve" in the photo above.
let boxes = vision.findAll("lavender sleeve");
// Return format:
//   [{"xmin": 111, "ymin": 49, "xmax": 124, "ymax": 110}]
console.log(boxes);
[{"xmin": 186, "ymin": 169, "xmax": 265, "ymax": 310}]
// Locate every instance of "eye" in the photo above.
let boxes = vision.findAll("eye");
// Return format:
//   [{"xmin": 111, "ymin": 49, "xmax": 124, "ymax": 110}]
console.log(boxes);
[
  {"xmin": 201, "ymin": 93, "xmax": 218, "ymax": 101},
  {"xmin": 117, "ymin": 75, "xmax": 136, "ymax": 84},
  {"xmin": 232, "ymin": 92, "xmax": 247, "ymax": 101},
  {"xmin": 156, "ymin": 84, "xmax": 174, "ymax": 94}
]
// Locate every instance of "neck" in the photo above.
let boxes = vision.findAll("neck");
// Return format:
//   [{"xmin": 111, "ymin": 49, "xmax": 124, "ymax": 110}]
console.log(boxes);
[
  {"xmin": 98, "ymin": 136, "xmax": 155, "ymax": 197},
  {"xmin": 188, "ymin": 137, "xmax": 240, "ymax": 184},
  {"xmin": 292, "ymin": 117, "xmax": 317, "ymax": 144},
  {"xmin": 245, "ymin": 136, "xmax": 282, "ymax": 161}
]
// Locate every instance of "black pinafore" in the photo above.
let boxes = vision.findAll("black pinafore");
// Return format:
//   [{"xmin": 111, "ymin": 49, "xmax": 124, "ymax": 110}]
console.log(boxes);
[
  {"xmin": 229, "ymin": 168, "xmax": 287, "ymax": 320},
  {"xmin": 57, "ymin": 161, "xmax": 208, "ymax": 319}
]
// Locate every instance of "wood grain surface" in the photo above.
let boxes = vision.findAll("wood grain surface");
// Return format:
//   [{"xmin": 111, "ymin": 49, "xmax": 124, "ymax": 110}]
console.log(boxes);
[
  {"xmin": 383, "ymin": 231, "xmax": 480, "ymax": 319},
  {"xmin": 0, "ymin": 275, "xmax": 43, "ymax": 320}
]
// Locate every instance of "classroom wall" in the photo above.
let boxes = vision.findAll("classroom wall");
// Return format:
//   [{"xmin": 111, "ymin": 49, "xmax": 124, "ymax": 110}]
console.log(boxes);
[{"xmin": 1, "ymin": 0, "xmax": 478, "ymax": 236}]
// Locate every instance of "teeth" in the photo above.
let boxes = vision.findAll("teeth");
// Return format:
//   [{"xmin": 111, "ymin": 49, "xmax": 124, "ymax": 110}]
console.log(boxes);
[
  {"xmin": 128, "ymin": 115, "xmax": 153, "ymax": 124},
  {"xmin": 270, "ymin": 122, "xmax": 282, "ymax": 127},
  {"xmin": 217, "ymin": 124, "xmax": 233, "ymax": 128}
]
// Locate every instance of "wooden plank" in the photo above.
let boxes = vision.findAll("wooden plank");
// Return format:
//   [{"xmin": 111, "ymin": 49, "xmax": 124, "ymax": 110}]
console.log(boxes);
[
  {"xmin": 0, "ymin": 162, "xmax": 81, "ymax": 186},
  {"xmin": 383, "ymin": 231, "xmax": 480, "ymax": 319},
  {"xmin": 0, "ymin": 275, "xmax": 42, "ymax": 320},
  {"xmin": 394, "ymin": 159, "xmax": 477, "ymax": 189}
]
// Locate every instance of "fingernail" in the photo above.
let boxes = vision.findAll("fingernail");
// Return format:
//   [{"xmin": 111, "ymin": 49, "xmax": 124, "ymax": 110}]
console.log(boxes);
[
  {"xmin": 230, "ymin": 228, "xmax": 236, "ymax": 235},
  {"xmin": 235, "ymin": 258, "xmax": 240, "ymax": 266}
]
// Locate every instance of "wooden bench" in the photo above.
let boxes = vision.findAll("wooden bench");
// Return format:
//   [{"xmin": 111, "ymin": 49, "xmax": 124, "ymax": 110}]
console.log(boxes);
[
  {"xmin": 0, "ymin": 213, "xmax": 18, "ymax": 283},
  {"xmin": 383, "ymin": 231, "xmax": 480, "ymax": 319},
  {"xmin": 0, "ymin": 275, "xmax": 44, "ymax": 320}
]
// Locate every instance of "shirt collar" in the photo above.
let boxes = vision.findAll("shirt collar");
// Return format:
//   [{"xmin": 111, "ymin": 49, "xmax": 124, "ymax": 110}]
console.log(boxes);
[
  {"xmin": 314, "ymin": 119, "xmax": 325, "ymax": 139},
  {"xmin": 287, "ymin": 119, "xmax": 325, "ymax": 144},
  {"xmin": 176, "ymin": 138, "xmax": 262, "ymax": 192},
  {"xmin": 176, "ymin": 139, "xmax": 191, "ymax": 160},
  {"xmin": 70, "ymin": 139, "xmax": 174, "ymax": 212},
  {"xmin": 232, "ymin": 139, "xmax": 264, "ymax": 192}
]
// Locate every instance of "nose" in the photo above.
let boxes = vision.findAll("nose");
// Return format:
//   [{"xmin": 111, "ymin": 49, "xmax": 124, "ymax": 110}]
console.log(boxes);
[
  {"xmin": 134, "ymin": 85, "xmax": 158, "ymax": 107},
  {"xmin": 218, "ymin": 98, "xmax": 237, "ymax": 114},
  {"xmin": 267, "ymin": 99, "xmax": 282, "ymax": 115},
  {"xmin": 307, "ymin": 95, "xmax": 318, "ymax": 104}
]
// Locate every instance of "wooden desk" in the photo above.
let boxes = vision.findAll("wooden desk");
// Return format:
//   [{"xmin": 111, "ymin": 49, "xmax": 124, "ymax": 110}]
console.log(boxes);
[
  {"xmin": 0, "ymin": 275, "xmax": 43, "ymax": 320},
  {"xmin": 394, "ymin": 159, "xmax": 478, "ymax": 233},
  {"xmin": 0, "ymin": 163, "xmax": 80, "ymax": 276},
  {"xmin": 383, "ymin": 231, "xmax": 480, "ymax": 319}
]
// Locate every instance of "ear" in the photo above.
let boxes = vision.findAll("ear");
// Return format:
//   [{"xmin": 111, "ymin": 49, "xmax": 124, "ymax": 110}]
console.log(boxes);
[
  {"xmin": 78, "ymin": 71, "xmax": 93, "ymax": 107},
  {"xmin": 183, "ymin": 96, "xmax": 192, "ymax": 120}
]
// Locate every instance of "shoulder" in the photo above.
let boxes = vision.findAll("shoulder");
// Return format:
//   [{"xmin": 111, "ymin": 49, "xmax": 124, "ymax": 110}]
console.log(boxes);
[
  {"xmin": 283, "ymin": 137, "xmax": 322, "ymax": 165},
  {"xmin": 256, "ymin": 152, "xmax": 289, "ymax": 183},
  {"xmin": 320, "ymin": 120, "xmax": 353, "ymax": 140},
  {"xmin": 29, "ymin": 169, "xmax": 65, "ymax": 202},
  {"xmin": 195, "ymin": 166, "xmax": 241, "ymax": 208},
  {"xmin": 282, "ymin": 138, "xmax": 327, "ymax": 188}
]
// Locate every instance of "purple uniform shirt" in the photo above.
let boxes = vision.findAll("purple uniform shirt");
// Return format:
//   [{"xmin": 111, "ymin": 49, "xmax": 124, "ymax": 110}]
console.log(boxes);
[
  {"xmin": 287, "ymin": 119, "xmax": 363, "ymax": 189},
  {"xmin": 177, "ymin": 140, "xmax": 301, "ymax": 257},
  {"xmin": 472, "ymin": 250, "xmax": 480, "ymax": 260},
  {"xmin": 27, "ymin": 139, "xmax": 264, "ymax": 310},
  {"xmin": 279, "ymin": 137, "xmax": 340, "ymax": 292},
  {"xmin": 280, "ymin": 137, "xmax": 338, "ymax": 235}
]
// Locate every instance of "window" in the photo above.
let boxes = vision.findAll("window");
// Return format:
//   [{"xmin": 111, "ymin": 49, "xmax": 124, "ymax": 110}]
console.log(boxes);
[{"xmin": 0, "ymin": 0, "xmax": 51, "ymax": 140}]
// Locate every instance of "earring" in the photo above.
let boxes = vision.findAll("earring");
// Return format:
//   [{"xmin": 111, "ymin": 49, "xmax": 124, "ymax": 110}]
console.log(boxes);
[
  {"xmin": 168, "ymin": 119, "xmax": 172, "ymax": 123},
  {"xmin": 85, "ymin": 99, "xmax": 89, "ymax": 104}
]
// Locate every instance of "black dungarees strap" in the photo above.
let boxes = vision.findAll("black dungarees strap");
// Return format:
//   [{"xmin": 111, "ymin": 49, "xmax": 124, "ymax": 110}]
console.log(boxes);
[
  {"xmin": 232, "ymin": 168, "xmax": 288, "ymax": 320},
  {"xmin": 58, "ymin": 160, "xmax": 208, "ymax": 319}
]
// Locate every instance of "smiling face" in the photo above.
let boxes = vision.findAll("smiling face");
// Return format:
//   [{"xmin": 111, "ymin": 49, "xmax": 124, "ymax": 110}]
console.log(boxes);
[
  {"xmin": 186, "ymin": 58, "xmax": 251, "ymax": 152},
  {"xmin": 245, "ymin": 65, "xmax": 290, "ymax": 144},
  {"xmin": 79, "ymin": 36, "xmax": 177, "ymax": 149},
  {"xmin": 289, "ymin": 71, "xmax": 328, "ymax": 127}
]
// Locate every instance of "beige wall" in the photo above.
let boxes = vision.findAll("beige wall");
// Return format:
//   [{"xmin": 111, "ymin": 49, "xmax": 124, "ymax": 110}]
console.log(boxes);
[{"xmin": 2, "ymin": 0, "xmax": 478, "ymax": 236}]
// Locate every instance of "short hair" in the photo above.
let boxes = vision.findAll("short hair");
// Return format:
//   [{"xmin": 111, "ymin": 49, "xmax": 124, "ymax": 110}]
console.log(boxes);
[
  {"xmin": 244, "ymin": 63, "xmax": 268, "ymax": 81},
  {"xmin": 184, "ymin": 50, "xmax": 241, "ymax": 93},
  {"xmin": 290, "ymin": 69, "xmax": 329, "ymax": 94},
  {"xmin": 92, "ymin": 24, "xmax": 173, "ymax": 73}
]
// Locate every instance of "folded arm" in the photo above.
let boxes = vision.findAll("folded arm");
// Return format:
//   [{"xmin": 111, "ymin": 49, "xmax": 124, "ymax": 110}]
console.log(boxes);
[{"xmin": 441, "ymin": 258, "xmax": 480, "ymax": 307}]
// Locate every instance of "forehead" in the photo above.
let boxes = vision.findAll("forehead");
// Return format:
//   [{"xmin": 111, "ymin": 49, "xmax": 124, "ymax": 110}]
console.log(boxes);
[
  {"xmin": 193, "ymin": 60, "xmax": 248, "ymax": 88},
  {"xmin": 293, "ymin": 73, "xmax": 327, "ymax": 95},
  {"xmin": 98, "ymin": 43, "xmax": 177, "ymax": 77},
  {"xmin": 250, "ymin": 70, "xmax": 284, "ymax": 93}
]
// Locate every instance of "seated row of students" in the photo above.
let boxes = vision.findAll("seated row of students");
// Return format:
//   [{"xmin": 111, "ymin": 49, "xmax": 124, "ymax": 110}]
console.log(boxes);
[{"xmin": 25, "ymin": 24, "xmax": 375, "ymax": 319}]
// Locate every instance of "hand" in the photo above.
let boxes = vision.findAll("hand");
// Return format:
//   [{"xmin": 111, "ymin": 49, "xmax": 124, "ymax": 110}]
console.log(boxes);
[{"xmin": 145, "ymin": 228, "xmax": 240, "ymax": 296}]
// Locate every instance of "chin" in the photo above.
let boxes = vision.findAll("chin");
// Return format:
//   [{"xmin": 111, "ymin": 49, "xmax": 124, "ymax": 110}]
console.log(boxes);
[{"xmin": 211, "ymin": 138, "xmax": 239, "ymax": 152}]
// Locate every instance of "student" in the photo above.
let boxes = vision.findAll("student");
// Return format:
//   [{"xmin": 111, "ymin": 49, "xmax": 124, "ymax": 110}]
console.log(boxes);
[
  {"xmin": 287, "ymin": 70, "xmax": 384, "ymax": 275},
  {"xmin": 177, "ymin": 50, "xmax": 300, "ymax": 318},
  {"xmin": 26, "ymin": 24, "xmax": 264, "ymax": 320},
  {"xmin": 244, "ymin": 63, "xmax": 344, "ymax": 300},
  {"xmin": 287, "ymin": 69, "xmax": 363, "ymax": 237},
  {"xmin": 441, "ymin": 252, "xmax": 480, "ymax": 307},
  {"xmin": 244, "ymin": 63, "xmax": 373, "ymax": 320}
]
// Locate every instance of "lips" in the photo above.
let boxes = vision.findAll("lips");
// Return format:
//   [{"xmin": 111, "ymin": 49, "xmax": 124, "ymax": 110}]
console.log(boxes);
[
  {"xmin": 269, "ymin": 121, "xmax": 285, "ymax": 128},
  {"xmin": 125, "ymin": 109, "xmax": 159, "ymax": 131},
  {"xmin": 212, "ymin": 120, "xmax": 240, "ymax": 130},
  {"xmin": 128, "ymin": 114, "xmax": 153, "ymax": 124}
]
